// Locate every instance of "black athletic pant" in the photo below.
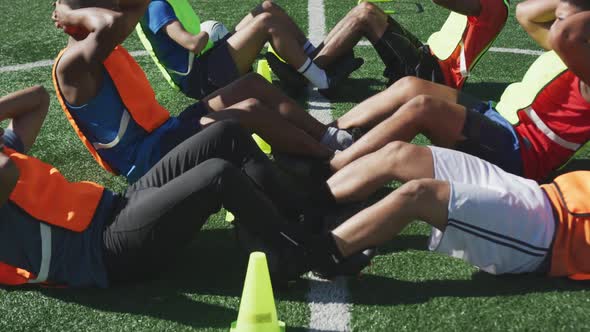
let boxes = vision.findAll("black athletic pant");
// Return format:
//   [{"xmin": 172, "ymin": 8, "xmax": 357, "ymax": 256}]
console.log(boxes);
[
  {"xmin": 102, "ymin": 120, "xmax": 301, "ymax": 283},
  {"xmin": 374, "ymin": 17, "xmax": 445, "ymax": 85}
]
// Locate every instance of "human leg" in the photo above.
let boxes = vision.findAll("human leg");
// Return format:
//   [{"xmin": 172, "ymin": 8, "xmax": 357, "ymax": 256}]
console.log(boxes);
[
  {"xmin": 202, "ymin": 74, "xmax": 326, "ymax": 140},
  {"xmin": 313, "ymin": 2, "xmax": 389, "ymax": 68},
  {"xmin": 201, "ymin": 74, "xmax": 353, "ymax": 151},
  {"xmin": 330, "ymin": 95, "xmax": 468, "ymax": 171},
  {"xmin": 327, "ymin": 142, "xmax": 434, "ymax": 202},
  {"xmin": 102, "ymin": 158, "xmax": 297, "ymax": 283},
  {"xmin": 334, "ymin": 76, "xmax": 479, "ymax": 130},
  {"xmin": 331, "ymin": 178, "xmax": 450, "ymax": 258},
  {"xmin": 235, "ymin": 0, "xmax": 309, "ymax": 50},
  {"xmin": 157, "ymin": 120, "xmax": 312, "ymax": 214},
  {"xmin": 200, "ymin": 98, "xmax": 333, "ymax": 158}
]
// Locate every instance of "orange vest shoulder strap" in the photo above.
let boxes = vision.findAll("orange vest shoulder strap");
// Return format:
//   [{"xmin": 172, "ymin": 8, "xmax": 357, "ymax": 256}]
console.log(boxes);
[{"xmin": 103, "ymin": 46, "xmax": 170, "ymax": 132}]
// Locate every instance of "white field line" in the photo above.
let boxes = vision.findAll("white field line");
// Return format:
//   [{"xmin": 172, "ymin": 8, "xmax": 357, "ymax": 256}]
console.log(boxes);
[
  {"xmin": 0, "ymin": 45, "xmax": 544, "ymax": 74},
  {"xmin": 356, "ymin": 38, "xmax": 544, "ymax": 56},
  {"xmin": 306, "ymin": 0, "xmax": 352, "ymax": 331},
  {"xmin": 0, "ymin": 50, "xmax": 148, "ymax": 73}
]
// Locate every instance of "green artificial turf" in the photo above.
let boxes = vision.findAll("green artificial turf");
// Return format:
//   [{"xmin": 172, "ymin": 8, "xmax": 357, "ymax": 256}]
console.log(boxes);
[{"xmin": 1, "ymin": 0, "xmax": 589, "ymax": 331}]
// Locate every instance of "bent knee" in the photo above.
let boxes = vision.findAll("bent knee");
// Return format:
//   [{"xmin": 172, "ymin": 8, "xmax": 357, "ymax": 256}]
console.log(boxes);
[
  {"xmin": 378, "ymin": 141, "xmax": 418, "ymax": 166},
  {"xmin": 254, "ymin": 12, "xmax": 275, "ymax": 29},
  {"xmin": 406, "ymin": 95, "xmax": 439, "ymax": 115},
  {"xmin": 261, "ymin": 0, "xmax": 279, "ymax": 12},
  {"xmin": 397, "ymin": 179, "xmax": 437, "ymax": 201},
  {"xmin": 240, "ymin": 98, "xmax": 264, "ymax": 111},
  {"xmin": 354, "ymin": 1, "xmax": 380, "ymax": 17},
  {"xmin": 351, "ymin": 2, "xmax": 383, "ymax": 29},
  {"xmin": 515, "ymin": 2, "xmax": 537, "ymax": 27}
]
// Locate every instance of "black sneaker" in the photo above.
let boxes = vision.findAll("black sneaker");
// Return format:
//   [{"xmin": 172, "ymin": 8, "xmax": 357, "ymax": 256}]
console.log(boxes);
[
  {"xmin": 273, "ymin": 152, "xmax": 332, "ymax": 182},
  {"xmin": 265, "ymin": 52, "xmax": 307, "ymax": 97},
  {"xmin": 318, "ymin": 56, "xmax": 365, "ymax": 98},
  {"xmin": 348, "ymin": 127, "xmax": 366, "ymax": 142},
  {"xmin": 312, "ymin": 247, "xmax": 377, "ymax": 280},
  {"xmin": 234, "ymin": 219, "xmax": 312, "ymax": 289}
]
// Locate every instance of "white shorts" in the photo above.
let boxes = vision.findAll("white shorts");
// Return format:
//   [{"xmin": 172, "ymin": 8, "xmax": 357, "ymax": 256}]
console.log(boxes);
[{"xmin": 427, "ymin": 146, "xmax": 555, "ymax": 275}]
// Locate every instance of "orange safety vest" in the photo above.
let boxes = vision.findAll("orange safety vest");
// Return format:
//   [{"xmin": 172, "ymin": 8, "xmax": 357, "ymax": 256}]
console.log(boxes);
[
  {"xmin": 0, "ymin": 148, "xmax": 104, "ymax": 286},
  {"xmin": 52, "ymin": 45, "xmax": 171, "ymax": 174},
  {"xmin": 541, "ymin": 171, "xmax": 590, "ymax": 280}
]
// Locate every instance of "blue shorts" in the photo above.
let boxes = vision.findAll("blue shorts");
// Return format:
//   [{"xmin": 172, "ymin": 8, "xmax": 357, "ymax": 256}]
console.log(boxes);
[
  {"xmin": 455, "ymin": 101, "xmax": 524, "ymax": 176},
  {"xmin": 126, "ymin": 102, "xmax": 209, "ymax": 182}
]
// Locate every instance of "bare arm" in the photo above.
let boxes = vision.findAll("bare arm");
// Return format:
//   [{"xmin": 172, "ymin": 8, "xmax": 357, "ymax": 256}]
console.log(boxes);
[
  {"xmin": 516, "ymin": 0, "xmax": 559, "ymax": 50},
  {"xmin": 0, "ymin": 148, "xmax": 19, "ymax": 207},
  {"xmin": 53, "ymin": 0, "xmax": 150, "ymax": 63},
  {"xmin": 164, "ymin": 20, "xmax": 210, "ymax": 54},
  {"xmin": 432, "ymin": 0, "xmax": 482, "ymax": 17},
  {"xmin": 550, "ymin": 11, "xmax": 590, "ymax": 85},
  {"xmin": 0, "ymin": 85, "xmax": 50, "ymax": 206},
  {"xmin": 0, "ymin": 86, "xmax": 49, "ymax": 152}
]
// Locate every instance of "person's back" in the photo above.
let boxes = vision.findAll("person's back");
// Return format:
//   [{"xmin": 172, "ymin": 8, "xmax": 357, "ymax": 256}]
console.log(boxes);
[
  {"xmin": 137, "ymin": 0, "xmax": 210, "ymax": 92},
  {"xmin": 433, "ymin": 0, "xmax": 510, "ymax": 88},
  {"xmin": 52, "ymin": 0, "xmax": 207, "ymax": 182},
  {"xmin": 540, "ymin": 171, "xmax": 590, "ymax": 280},
  {"xmin": 0, "ymin": 86, "xmax": 114, "ymax": 288}
]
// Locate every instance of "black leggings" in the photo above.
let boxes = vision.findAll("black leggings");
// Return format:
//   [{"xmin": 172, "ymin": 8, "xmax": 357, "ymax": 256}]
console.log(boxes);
[{"xmin": 102, "ymin": 120, "xmax": 301, "ymax": 283}]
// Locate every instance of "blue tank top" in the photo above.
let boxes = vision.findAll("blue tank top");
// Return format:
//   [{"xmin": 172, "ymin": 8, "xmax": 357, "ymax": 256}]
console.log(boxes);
[
  {"xmin": 67, "ymin": 70, "xmax": 149, "ymax": 177},
  {"xmin": 66, "ymin": 69, "xmax": 183, "ymax": 182}
]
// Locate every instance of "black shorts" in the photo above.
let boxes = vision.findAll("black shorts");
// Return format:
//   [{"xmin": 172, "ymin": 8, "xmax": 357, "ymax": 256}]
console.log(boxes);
[
  {"xmin": 183, "ymin": 34, "xmax": 240, "ymax": 99},
  {"xmin": 375, "ymin": 17, "xmax": 444, "ymax": 85},
  {"xmin": 455, "ymin": 102, "xmax": 524, "ymax": 176}
]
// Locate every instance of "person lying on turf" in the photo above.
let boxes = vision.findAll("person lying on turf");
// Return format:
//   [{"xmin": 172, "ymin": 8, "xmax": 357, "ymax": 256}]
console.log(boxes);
[
  {"xmin": 268, "ymin": 0, "xmax": 509, "ymax": 94},
  {"xmin": 138, "ymin": 0, "xmax": 359, "ymax": 98},
  {"xmin": 52, "ymin": 0, "xmax": 354, "ymax": 183},
  {"xmin": 0, "ymin": 86, "xmax": 314, "ymax": 287},
  {"xmin": 517, "ymin": 0, "xmax": 559, "ymax": 50},
  {"xmin": 324, "ymin": 0, "xmax": 590, "ymax": 183},
  {"xmin": 294, "ymin": 140, "xmax": 590, "ymax": 281}
]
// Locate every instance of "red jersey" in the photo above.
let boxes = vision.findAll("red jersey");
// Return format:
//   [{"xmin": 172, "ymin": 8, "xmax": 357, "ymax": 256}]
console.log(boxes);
[{"xmin": 515, "ymin": 71, "xmax": 590, "ymax": 181}]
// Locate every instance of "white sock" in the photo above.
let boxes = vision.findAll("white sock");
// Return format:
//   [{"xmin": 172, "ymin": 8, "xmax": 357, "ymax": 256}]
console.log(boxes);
[
  {"xmin": 303, "ymin": 40, "xmax": 316, "ymax": 57},
  {"xmin": 298, "ymin": 58, "xmax": 329, "ymax": 89},
  {"xmin": 320, "ymin": 127, "xmax": 354, "ymax": 150}
]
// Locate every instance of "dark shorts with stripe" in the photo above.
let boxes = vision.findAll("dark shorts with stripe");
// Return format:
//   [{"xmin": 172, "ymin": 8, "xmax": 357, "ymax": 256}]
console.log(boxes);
[
  {"xmin": 183, "ymin": 34, "xmax": 240, "ymax": 99},
  {"xmin": 455, "ymin": 101, "xmax": 524, "ymax": 176}
]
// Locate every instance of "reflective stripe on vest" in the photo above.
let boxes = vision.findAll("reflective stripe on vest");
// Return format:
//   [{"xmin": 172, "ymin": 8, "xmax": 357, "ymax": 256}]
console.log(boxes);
[
  {"xmin": 524, "ymin": 107, "xmax": 581, "ymax": 151},
  {"xmin": 92, "ymin": 111, "xmax": 130, "ymax": 151},
  {"xmin": 28, "ymin": 224, "xmax": 52, "ymax": 284},
  {"xmin": 53, "ymin": 46, "xmax": 171, "ymax": 174},
  {"xmin": 496, "ymin": 51, "xmax": 568, "ymax": 124},
  {"xmin": 136, "ymin": 0, "xmax": 213, "ymax": 89},
  {"xmin": 459, "ymin": 42, "xmax": 468, "ymax": 78}
]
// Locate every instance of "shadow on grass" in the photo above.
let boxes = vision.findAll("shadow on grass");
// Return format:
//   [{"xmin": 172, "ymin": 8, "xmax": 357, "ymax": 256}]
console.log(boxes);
[
  {"xmin": 34, "ymin": 228, "xmax": 310, "ymax": 330},
  {"xmin": 328, "ymin": 78, "xmax": 387, "ymax": 104},
  {"xmin": 463, "ymin": 82, "xmax": 510, "ymax": 102},
  {"xmin": 350, "ymin": 269, "xmax": 590, "ymax": 307}
]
